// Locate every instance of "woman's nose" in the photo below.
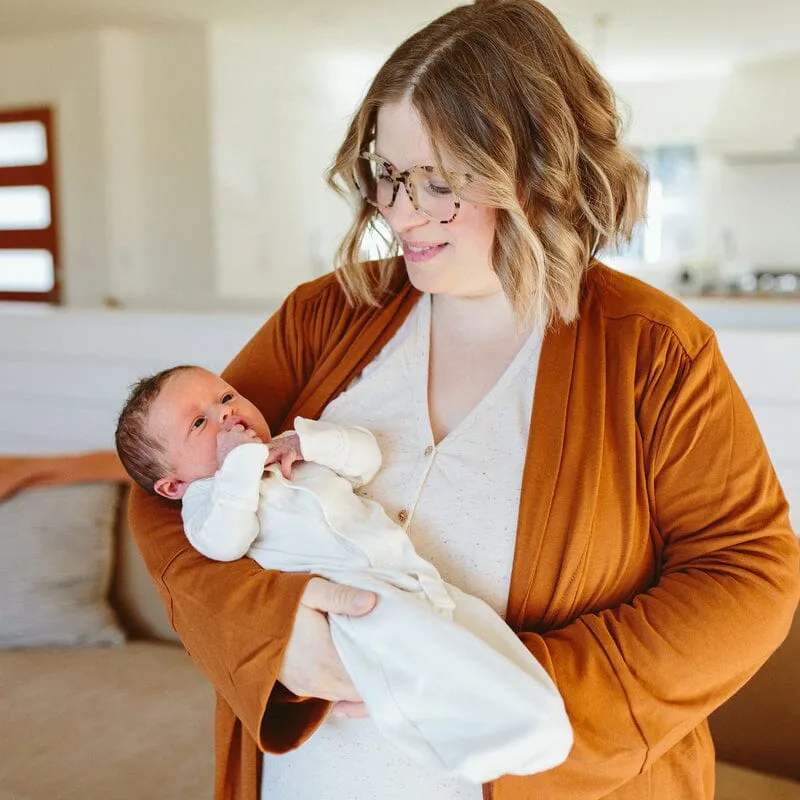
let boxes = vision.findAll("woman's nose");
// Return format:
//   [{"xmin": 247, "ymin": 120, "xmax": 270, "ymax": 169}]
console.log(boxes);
[{"xmin": 384, "ymin": 183, "xmax": 427, "ymax": 234}]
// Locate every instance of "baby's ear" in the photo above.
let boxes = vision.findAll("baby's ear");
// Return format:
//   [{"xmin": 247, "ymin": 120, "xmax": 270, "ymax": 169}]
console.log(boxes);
[{"xmin": 154, "ymin": 477, "xmax": 188, "ymax": 500}]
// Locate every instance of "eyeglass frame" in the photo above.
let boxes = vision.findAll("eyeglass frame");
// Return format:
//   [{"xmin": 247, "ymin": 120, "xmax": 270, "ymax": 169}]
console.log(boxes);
[{"xmin": 353, "ymin": 151, "xmax": 472, "ymax": 225}]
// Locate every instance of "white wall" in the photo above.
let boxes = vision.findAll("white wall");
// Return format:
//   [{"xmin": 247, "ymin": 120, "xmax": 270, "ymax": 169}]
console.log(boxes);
[
  {"xmin": 99, "ymin": 27, "xmax": 216, "ymax": 307},
  {"xmin": 0, "ymin": 31, "xmax": 110, "ymax": 306},
  {"xmin": 706, "ymin": 58, "xmax": 800, "ymax": 155},
  {"xmin": 705, "ymin": 161, "xmax": 800, "ymax": 270},
  {"xmin": 614, "ymin": 75, "xmax": 728, "ymax": 148},
  {"xmin": 208, "ymin": 23, "xmax": 379, "ymax": 301}
]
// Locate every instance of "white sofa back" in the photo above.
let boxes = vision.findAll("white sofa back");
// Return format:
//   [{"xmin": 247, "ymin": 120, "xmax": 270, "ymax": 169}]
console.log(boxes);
[{"xmin": 0, "ymin": 306, "xmax": 275, "ymax": 455}]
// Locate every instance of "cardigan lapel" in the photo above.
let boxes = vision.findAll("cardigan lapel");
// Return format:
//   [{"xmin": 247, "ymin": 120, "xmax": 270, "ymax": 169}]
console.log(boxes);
[
  {"xmin": 286, "ymin": 274, "xmax": 420, "ymax": 425},
  {"xmin": 505, "ymin": 313, "xmax": 579, "ymax": 632}
]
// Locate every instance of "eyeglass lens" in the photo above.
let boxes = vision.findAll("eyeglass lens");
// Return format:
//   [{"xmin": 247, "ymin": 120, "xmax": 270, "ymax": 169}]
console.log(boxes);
[{"xmin": 356, "ymin": 157, "xmax": 457, "ymax": 223}]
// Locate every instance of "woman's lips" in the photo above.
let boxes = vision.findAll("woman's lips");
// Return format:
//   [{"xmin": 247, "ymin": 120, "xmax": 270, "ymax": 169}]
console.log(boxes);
[{"xmin": 402, "ymin": 241, "xmax": 448, "ymax": 263}]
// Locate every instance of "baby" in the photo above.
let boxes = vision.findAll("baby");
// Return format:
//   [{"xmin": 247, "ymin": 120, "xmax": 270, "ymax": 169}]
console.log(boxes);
[{"xmin": 115, "ymin": 365, "xmax": 572, "ymax": 783}]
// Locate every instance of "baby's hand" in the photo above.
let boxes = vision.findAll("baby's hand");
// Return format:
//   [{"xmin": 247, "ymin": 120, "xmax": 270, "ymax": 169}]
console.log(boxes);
[
  {"xmin": 266, "ymin": 433, "xmax": 304, "ymax": 479},
  {"xmin": 217, "ymin": 423, "xmax": 262, "ymax": 467}
]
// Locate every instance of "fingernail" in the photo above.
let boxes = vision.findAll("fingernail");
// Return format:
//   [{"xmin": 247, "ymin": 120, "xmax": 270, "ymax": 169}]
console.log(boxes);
[{"xmin": 354, "ymin": 593, "xmax": 373, "ymax": 612}]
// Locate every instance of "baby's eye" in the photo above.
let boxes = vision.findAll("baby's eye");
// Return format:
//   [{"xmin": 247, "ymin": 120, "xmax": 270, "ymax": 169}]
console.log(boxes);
[
  {"xmin": 221, "ymin": 392, "xmax": 235, "ymax": 403},
  {"xmin": 191, "ymin": 416, "xmax": 205, "ymax": 430}
]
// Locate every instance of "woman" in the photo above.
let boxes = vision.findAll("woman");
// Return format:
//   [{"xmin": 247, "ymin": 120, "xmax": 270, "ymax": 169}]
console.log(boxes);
[{"xmin": 129, "ymin": 1, "xmax": 800, "ymax": 798}]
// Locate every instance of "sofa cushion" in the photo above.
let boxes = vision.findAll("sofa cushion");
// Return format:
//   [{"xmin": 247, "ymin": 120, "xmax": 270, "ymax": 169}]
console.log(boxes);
[
  {"xmin": 0, "ymin": 482, "xmax": 125, "ymax": 648},
  {"xmin": 111, "ymin": 489, "xmax": 180, "ymax": 642},
  {"xmin": 0, "ymin": 641, "xmax": 215, "ymax": 799},
  {"xmin": 716, "ymin": 761, "xmax": 800, "ymax": 800},
  {"xmin": 709, "ymin": 609, "xmax": 800, "ymax": 782}
]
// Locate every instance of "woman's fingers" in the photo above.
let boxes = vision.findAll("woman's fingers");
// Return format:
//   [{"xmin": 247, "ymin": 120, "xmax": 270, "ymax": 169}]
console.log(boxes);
[
  {"xmin": 277, "ymin": 579, "xmax": 376, "ymax": 701},
  {"xmin": 331, "ymin": 700, "xmax": 370, "ymax": 719},
  {"xmin": 302, "ymin": 577, "xmax": 377, "ymax": 617}
]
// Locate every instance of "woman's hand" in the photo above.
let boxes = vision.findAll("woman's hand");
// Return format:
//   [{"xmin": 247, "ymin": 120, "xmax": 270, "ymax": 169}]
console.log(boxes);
[{"xmin": 278, "ymin": 577, "xmax": 375, "ymax": 718}]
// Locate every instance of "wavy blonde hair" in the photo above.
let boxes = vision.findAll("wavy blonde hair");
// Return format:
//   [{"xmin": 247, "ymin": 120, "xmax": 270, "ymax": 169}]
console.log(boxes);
[{"xmin": 326, "ymin": 0, "xmax": 648, "ymax": 325}]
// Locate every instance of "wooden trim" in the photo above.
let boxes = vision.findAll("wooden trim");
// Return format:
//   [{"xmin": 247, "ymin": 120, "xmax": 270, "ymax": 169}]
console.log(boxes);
[
  {"xmin": 43, "ymin": 107, "xmax": 60, "ymax": 302},
  {"xmin": 0, "ymin": 229, "xmax": 56, "ymax": 249},
  {"xmin": 0, "ymin": 288, "xmax": 58, "ymax": 303},
  {"xmin": 0, "ymin": 164, "xmax": 51, "ymax": 187},
  {"xmin": 0, "ymin": 106, "xmax": 51, "ymax": 125}
]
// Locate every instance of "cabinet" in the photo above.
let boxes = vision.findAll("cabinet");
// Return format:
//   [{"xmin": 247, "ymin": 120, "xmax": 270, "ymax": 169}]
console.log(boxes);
[{"xmin": 706, "ymin": 58, "xmax": 800, "ymax": 162}]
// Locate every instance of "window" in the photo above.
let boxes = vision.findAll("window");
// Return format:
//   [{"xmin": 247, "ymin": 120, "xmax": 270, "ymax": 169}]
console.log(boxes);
[
  {"xmin": 0, "ymin": 107, "xmax": 60, "ymax": 303},
  {"xmin": 605, "ymin": 145, "xmax": 699, "ymax": 271}
]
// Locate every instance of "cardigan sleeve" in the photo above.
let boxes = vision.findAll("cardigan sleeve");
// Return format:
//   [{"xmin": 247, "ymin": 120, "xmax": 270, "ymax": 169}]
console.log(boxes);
[
  {"xmin": 518, "ymin": 334, "xmax": 799, "ymax": 793},
  {"xmin": 128, "ymin": 287, "xmax": 335, "ymax": 754}
]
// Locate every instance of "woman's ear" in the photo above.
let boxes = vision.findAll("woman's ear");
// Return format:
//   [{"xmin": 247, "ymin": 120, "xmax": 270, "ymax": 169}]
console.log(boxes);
[{"xmin": 153, "ymin": 476, "xmax": 188, "ymax": 500}]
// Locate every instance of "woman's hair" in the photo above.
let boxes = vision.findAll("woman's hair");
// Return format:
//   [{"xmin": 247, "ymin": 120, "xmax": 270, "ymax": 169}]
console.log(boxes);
[
  {"xmin": 115, "ymin": 365, "xmax": 196, "ymax": 494},
  {"xmin": 327, "ymin": 0, "xmax": 648, "ymax": 325}
]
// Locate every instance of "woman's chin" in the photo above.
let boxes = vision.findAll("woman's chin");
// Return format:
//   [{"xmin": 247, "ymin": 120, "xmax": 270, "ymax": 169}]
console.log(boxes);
[{"xmin": 404, "ymin": 262, "xmax": 448, "ymax": 294}]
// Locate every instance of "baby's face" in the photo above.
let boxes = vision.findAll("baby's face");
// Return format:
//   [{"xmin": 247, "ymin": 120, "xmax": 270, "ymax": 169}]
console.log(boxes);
[{"xmin": 148, "ymin": 368, "xmax": 271, "ymax": 498}]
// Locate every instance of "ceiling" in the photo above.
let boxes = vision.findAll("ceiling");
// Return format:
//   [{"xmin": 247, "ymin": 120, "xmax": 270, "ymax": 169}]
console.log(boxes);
[{"xmin": 1, "ymin": 0, "xmax": 799, "ymax": 79}]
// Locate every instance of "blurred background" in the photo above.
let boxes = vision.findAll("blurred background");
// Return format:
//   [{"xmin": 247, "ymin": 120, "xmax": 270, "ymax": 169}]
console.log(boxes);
[{"xmin": 0, "ymin": 0, "xmax": 799, "ymax": 314}]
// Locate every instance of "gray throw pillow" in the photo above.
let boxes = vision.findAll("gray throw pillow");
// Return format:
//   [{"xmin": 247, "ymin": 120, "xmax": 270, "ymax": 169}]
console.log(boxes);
[{"xmin": 0, "ymin": 483, "xmax": 125, "ymax": 648}]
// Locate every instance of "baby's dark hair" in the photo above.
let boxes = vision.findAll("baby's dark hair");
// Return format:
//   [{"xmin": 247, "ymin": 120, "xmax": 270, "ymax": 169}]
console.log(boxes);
[{"xmin": 115, "ymin": 365, "xmax": 197, "ymax": 493}]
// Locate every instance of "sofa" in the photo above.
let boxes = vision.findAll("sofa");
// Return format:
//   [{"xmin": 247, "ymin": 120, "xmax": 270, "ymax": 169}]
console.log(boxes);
[
  {"xmin": 1, "ymin": 473, "xmax": 798, "ymax": 800},
  {"xmin": 0, "ymin": 477, "xmax": 215, "ymax": 800}
]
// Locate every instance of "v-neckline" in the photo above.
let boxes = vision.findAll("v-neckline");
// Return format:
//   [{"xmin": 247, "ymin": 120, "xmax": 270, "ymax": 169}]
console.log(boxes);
[{"xmin": 416, "ymin": 293, "xmax": 544, "ymax": 449}]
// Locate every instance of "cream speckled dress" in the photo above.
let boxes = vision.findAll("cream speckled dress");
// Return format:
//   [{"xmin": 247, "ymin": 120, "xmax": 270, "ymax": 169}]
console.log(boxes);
[{"xmin": 261, "ymin": 295, "xmax": 544, "ymax": 800}]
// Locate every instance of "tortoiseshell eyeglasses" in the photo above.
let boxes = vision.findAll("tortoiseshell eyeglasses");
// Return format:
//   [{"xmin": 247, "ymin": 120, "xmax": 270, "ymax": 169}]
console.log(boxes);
[{"xmin": 353, "ymin": 152, "xmax": 471, "ymax": 224}]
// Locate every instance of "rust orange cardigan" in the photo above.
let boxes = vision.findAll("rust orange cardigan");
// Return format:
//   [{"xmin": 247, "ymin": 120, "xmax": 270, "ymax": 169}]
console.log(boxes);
[{"xmin": 129, "ymin": 263, "xmax": 799, "ymax": 800}]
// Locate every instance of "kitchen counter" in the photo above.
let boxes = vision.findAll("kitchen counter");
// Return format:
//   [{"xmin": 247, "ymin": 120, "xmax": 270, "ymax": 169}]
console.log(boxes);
[{"xmin": 679, "ymin": 295, "xmax": 800, "ymax": 330}]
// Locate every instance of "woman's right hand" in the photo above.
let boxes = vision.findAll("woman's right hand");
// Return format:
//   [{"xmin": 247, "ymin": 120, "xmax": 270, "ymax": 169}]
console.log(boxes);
[{"xmin": 278, "ymin": 577, "xmax": 376, "ymax": 703}]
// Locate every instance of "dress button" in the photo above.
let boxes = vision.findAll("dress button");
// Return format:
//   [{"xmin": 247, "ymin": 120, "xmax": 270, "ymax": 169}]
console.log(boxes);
[
  {"xmin": 397, "ymin": 509, "xmax": 409, "ymax": 524},
  {"xmin": 424, "ymin": 445, "xmax": 433, "ymax": 456}
]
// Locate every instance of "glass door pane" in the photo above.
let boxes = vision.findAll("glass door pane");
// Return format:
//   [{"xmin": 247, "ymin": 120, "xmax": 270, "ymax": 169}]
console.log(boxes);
[
  {"xmin": 0, "ymin": 186, "xmax": 51, "ymax": 229},
  {"xmin": 0, "ymin": 249, "xmax": 54, "ymax": 291},
  {"xmin": 0, "ymin": 121, "xmax": 48, "ymax": 167}
]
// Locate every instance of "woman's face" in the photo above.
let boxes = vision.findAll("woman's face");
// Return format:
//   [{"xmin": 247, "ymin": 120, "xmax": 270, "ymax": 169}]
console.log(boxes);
[{"xmin": 374, "ymin": 98, "xmax": 500, "ymax": 300}]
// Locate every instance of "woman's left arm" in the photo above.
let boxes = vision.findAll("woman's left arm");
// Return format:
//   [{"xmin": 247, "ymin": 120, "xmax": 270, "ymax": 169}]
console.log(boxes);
[{"xmin": 517, "ymin": 334, "xmax": 799, "ymax": 792}]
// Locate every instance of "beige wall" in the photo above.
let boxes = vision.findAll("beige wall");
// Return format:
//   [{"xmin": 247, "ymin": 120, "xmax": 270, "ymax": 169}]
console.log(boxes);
[
  {"xmin": 100, "ymin": 27, "xmax": 215, "ymax": 307},
  {"xmin": 0, "ymin": 26, "xmax": 214, "ymax": 308},
  {"xmin": 208, "ymin": 22, "xmax": 383, "ymax": 301},
  {"xmin": 0, "ymin": 30, "xmax": 109, "ymax": 305}
]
